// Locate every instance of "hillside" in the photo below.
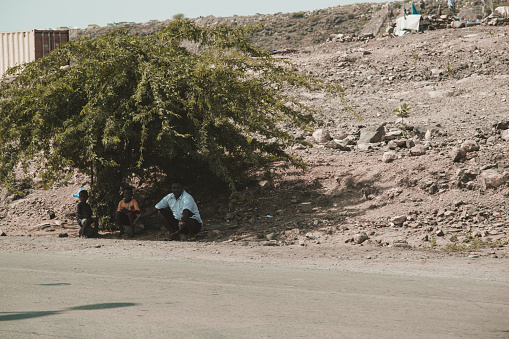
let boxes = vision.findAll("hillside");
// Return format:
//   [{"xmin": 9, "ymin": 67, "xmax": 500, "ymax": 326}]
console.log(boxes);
[{"xmin": 1, "ymin": 2, "xmax": 509, "ymax": 260}]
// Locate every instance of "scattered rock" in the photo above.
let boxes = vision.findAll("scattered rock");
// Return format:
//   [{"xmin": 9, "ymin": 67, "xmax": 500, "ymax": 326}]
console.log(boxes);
[
  {"xmin": 354, "ymin": 232, "xmax": 368, "ymax": 244},
  {"xmin": 390, "ymin": 215, "xmax": 407, "ymax": 226},
  {"xmin": 382, "ymin": 151, "xmax": 398, "ymax": 163},
  {"xmin": 460, "ymin": 140, "xmax": 480, "ymax": 152},
  {"xmin": 450, "ymin": 147, "xmax": 466, "ymax": 162},
  {"xmin": 358, "ymin": 125, "xmax": 385, "ymax": 144},
  {"xmin": 58, "ymin": 233, "xmax": 68, "ymax": 238},
  {"xmin": 479, "ymin": 169, "xmax": 508, "ymax": 189},
  {"xmin": 409, "ymin": 144, "xmax": 427, "ymax": 156},
  {"xmin": 312, "ymin": 129, "xmax": 331, "ymax": 143}
]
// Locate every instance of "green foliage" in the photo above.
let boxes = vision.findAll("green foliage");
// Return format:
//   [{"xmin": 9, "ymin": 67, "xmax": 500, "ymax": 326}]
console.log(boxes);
[
  {"xmin": 292, "ymin": 12, "xmax": 305, "ymax": 18},
  {"xmin": 347, "ymin": 13, "xmax": 355, "ymax": 20},
  {"xmin": 172, "ymin": 13, "xmax": 185, "ymax": 20},
  {"xmin": 393, "ymin": 103, "xmax": 411, "ymax": 135},
  {"xmin": 413, "ymin": 54, "xmax": 419, "ymax": 65},
  {"xmin": 447, "ymin": 61, "xmax": 453, "ymax": 77},
  {"xmin": 443, "ymin": 236, "xmax": 508, "ymax": 252},
  {"xmin": 0, "ymin": 19, "xmax": 345, "ymax": 219}
]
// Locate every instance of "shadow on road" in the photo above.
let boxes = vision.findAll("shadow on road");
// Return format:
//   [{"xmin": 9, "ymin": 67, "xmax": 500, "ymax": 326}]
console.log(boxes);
[{"xmin": 0, "ymin": 303, "xmax": 137, "ymax": 321}]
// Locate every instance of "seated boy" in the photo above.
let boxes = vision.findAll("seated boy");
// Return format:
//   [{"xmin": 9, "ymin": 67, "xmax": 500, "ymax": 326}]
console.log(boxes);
[
  {"xmin": 115, "ymin": 186, "xmax": 140, "ymax": 238},
  {"xmin": 76, "ymin": 189, "xmax": 99, "ymax": 238}
]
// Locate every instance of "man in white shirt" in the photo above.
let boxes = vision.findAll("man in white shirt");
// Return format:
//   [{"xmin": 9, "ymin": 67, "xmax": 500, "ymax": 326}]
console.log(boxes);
[{"xmin": 134, "ymin": 182, "xmax": 202, "ymax": 241}]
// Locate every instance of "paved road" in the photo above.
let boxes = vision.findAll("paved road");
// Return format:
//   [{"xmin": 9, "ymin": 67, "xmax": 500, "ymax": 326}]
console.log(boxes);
[{"xmin": 1, "ymin": 252, "xmax": 508, "ymax": 338}]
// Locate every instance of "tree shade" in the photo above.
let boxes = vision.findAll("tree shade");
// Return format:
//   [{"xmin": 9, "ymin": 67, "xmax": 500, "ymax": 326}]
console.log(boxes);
[{"xmin": 0, "ymin": 19, "xmax": 345, "ymax": 220}]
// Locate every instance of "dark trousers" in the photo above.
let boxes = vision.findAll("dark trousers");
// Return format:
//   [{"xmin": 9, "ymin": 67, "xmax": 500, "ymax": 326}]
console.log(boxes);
[{"xmin": 158, "ymin": 209, "xmax": 202, "ymax": 237}]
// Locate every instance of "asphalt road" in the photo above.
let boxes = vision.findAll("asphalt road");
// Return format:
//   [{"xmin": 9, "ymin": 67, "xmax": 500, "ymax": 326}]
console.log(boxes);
[{"xmin": 1, "ymin": 252, "xmax": 508, "ymax": 339}]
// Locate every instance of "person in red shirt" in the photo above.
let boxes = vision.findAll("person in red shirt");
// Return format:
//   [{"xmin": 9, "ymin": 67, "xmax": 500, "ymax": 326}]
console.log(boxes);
[{"xmin": 115, "ymin": 186, "xmax": 140, "ymax": 238}]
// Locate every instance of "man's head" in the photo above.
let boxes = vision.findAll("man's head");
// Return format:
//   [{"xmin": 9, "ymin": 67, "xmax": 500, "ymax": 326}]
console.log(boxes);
[
  {"xmin": 123, "ymin": 186, "xmax": 133, "ymax": 202},
  {"xmin": 78, "ymin": 189, "xmax": 89, "ymax": 203},
  {"xmin": 171, "ymin": 182, "xmax": 183, "ymax": 199}
]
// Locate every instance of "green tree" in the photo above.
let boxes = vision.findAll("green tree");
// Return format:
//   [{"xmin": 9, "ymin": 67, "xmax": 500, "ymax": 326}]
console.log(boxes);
[{"xmin": 0, "ymin": 19, "xmax": 344, "ymax": 221}]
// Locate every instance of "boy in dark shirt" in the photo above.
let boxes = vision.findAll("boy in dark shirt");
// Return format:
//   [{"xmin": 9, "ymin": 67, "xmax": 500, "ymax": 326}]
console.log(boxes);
[{"xmin": 76, "ymin": 189, "xmax": 98, "ymax": 238}]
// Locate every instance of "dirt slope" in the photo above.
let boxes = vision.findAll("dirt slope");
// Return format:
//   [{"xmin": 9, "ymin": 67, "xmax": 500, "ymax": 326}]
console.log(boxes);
[{"xmin": 1, "ymin": 18, "xmax": 508, "ymax": 260}]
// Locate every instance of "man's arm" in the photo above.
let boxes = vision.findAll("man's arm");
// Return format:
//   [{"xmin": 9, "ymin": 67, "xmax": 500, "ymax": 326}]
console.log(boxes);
[
  {"xmin": 133, "ymin": 206, "xmax": 158, "ymax": 226},
  {"xmin": 179, "ymin": 209, "xmax": 192, "ymax": 230}
]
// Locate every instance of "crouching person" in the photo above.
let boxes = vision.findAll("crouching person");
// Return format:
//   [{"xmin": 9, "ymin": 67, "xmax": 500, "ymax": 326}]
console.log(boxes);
[
  {"xmin": 76, "ymin": 189, "xmax": 99, "ymax": 238},
  {"xmin": 115, "ymin": 186, "xmax": 140, "ymax": 238},
  {"xmin": 134, "ymin": 182, "xmax": 202, "ymax": 241}
]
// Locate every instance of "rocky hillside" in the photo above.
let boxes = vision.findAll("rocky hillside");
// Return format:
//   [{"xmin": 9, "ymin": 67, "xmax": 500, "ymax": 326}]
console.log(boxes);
[
  {"xmin": 2, "ymin": 2, "xmax": 509, "ymax": 258},
  {"xmin": 72, "ymin": 1, "xmax": 507, "ymax": 50}
]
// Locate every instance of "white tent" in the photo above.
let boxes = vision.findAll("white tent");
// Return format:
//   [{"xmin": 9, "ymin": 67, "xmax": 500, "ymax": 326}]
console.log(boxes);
[{"xmin": 395, "ymin": 15, "xmax": 421, "ymax": 36}]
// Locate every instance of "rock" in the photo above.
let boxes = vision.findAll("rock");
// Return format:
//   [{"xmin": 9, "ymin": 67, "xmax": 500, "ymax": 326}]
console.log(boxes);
[
  {"xmin": 390, "ymin": 215, "xmax": 407, "ymax": 226},
  {"xmin": 406, "ymin": 139, "xmax": 415, "ymax": 148},
  {"xmin": 382, "ymin": 151, "xmax": 398, "ymax": 163},
  {"xmin": 501, "ymin": 129, "xmax": 509, "ymax": 141},
  {"xmin": 358, "ymin": 125, "xmax": 385, "ymax": 144},
  {"xmin": 451, "ymin": 21, "xmax": 466, "ymax": 28},
  {"xmin": 425, "ymin": 129, "xmax": 432, "ymax": 141},
  {"xmin": 58, "ymin": 233, "xmax": 68, "ymax": 238},
  {"xmin": 354, "ymin": 232, "xmax": 368, "ymax": 244},
  {"xmin": 409, "ymin": 144, "xmax": 427, "ymax": 156},
  {"xmin": 479, "ymin": 169, "xmax": 508, "ymax": 189},
  {"xmin": 384, "ymin": 129, "xmax": 403, "ymax": 140},
  {"xmin": 266, "ymin": 233, "xmax": 276, "ymax": 241},
  {"xmin": 345, "ymin": 52, "xmax": 364, "ymax": 62},
  {"xmin": 436, "ymin": 229, "xmax": 444, "ymax": 236},
  {"xmin": 326, "ymin": 140, "xmax": 350, "ymax": 151},
  {"xmin": 392, "ymin": 239, "xmax": 411, "ymax": 248},
  {"xmin": 357, "ymin": 143, "xmax": 374, "ymax": 151},
  {"xmin": 300, "ymin": 202, "xmax": 313, "ymax": 213},
  {"xmin": 487, "ymin": 136, "xmax": 497, "ymax": 144},
  {"xmin": 1, "ymin": 230, "xmax": 6, "ymax": 236},
  {"xmin": 431, "ymin": 68, "xmax": 444, "ymax": 76},
  {"xmin": 456, "ymin": 168, "xmax": 478, "ymax": 183},
  {"xmin": 394, "ymin": 139, "xmax": 408, "ymax": 148},
  {"xmin": 450, "ymin": 147, "xmax": 466, "ymax": 162},
  {"xmin": 460, "ymin": 140, "xmax": 479, "ymax": 152},
  {"xmin": 312, "ymin": 129, "xmax": 331, "ymax": 143}
]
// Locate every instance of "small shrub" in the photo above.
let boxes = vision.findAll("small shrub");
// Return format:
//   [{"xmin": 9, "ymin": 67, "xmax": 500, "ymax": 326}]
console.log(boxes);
[
  {"xmin": 292, "ymin": 12, "xmax": 305, "ymax": 18},
  {"xmin": 443, "ymin": 237, "xmax": 508, "ymax": 252},
  {"xmin": 393, "ymin": 103, "xmax": 411, "ymax": 136},
  {"xmin": 413, "ymin": 54, "xmax": 419, "ymax": 65}
]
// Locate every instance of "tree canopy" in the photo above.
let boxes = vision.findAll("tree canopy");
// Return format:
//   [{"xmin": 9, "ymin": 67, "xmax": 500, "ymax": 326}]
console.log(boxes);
[{"xmin": 0, "ymin": 19, "xmax": 345, "ymax": 219}]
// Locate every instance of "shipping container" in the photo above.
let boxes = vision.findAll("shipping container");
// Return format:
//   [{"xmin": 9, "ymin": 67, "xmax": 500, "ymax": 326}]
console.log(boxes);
[{"xmin": 0, "ymin": 29, "xmax": 69, "ymax": 77}]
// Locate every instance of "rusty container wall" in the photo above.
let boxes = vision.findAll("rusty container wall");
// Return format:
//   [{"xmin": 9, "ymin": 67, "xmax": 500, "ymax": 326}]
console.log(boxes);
[
  {"xmin": 0, "ymin": 29, "xmax": 69, "ymax": 77},
  {"xmin": 33, "ymin": 30, "xmax": 69, "ymax": 60}
]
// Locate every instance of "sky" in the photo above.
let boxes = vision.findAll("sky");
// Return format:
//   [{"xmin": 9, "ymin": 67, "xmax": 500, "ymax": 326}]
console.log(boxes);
[{"xmin": 0, "ymin": 0, "xmax": 384, "ymax": 32}]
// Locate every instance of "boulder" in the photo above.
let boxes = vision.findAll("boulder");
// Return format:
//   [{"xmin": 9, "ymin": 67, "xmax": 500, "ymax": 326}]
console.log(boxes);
[
  {"xmin": 450, "ymin": 147, "xmax": 466, "ymax": 162},
  {"xmin": 358, "ymin": 125, "xmax": 385, "ymax": 144},
  {"xmin": 460, "ymin": 140, "xmax": 480, "ymax": 152},
  {"xmin": 451, "ymin": 21, "xmax": 466, "ymax": 28},
  {"xmin": 501, "ymin": 129, "xmax": 509, "ymax": 141},
  {"xmin": 382, "ymin": 151, "xmax": 398, "ymax": 163},
  {"xmin": 312, "ymin": 129, "xmax": 331, "ymax": 143},
  {"xmin": 479, "ymin": 170, "xmax": 508, "ymax": 189},
  {"xmin": 354, "ymin": 232, "xmax": 368, "ymax": 244},
  {"xmin": 410, "ymin": 144, "xmax": 427, "ymax": 156},
  {"xmin": 390, "ymin": 215, "xmax": 407, "ymax": 226}
]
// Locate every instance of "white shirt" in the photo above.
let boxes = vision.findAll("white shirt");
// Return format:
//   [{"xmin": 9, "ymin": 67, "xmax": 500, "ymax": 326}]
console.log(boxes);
[{"xmin": 155, "ymin": 190, "xmax": 202, "ymax": 224}]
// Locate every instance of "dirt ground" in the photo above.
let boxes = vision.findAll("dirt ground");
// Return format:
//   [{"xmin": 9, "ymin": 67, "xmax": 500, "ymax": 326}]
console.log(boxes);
[{"xmin": 1, "ymin": 24, "xmax": 508, "ymax": 265}]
